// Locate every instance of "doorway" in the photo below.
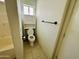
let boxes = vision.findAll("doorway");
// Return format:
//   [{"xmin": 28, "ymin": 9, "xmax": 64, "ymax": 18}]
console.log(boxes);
[{"xmin": 4, "ymin": 0, "xmax": 76, "ymax": 59}]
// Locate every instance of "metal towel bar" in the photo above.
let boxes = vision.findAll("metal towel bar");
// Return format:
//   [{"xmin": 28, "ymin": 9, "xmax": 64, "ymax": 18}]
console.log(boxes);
[{"xmin": 42, "ymin": 20, "xmax": 57, "ymax": 25}]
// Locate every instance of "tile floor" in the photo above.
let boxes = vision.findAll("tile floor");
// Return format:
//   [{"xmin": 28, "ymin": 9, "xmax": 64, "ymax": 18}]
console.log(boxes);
[{"xmin": 24, "ymin": 41, "xmax": 48, "ymax": 59}]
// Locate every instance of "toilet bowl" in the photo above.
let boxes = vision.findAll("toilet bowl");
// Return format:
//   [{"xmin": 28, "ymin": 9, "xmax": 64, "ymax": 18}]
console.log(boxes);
[
  {"xmin": 27, "ymin": 27, "xmax": 35, "ymax": 47},
  {"xmin": 28, "ymin": 34, "xmax": 35, "ymax": 46}
]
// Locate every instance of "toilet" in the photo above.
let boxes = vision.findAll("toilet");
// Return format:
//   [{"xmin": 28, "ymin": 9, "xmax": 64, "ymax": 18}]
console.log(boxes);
[{"xmin": 27, "ymin": 27, "xmax": 35, "ymax": 47}]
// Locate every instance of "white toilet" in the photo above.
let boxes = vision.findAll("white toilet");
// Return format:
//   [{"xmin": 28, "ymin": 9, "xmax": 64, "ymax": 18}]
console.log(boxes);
[{"xmin": 27, "ymin": 27, "xmax": 35, "ymax": 47}]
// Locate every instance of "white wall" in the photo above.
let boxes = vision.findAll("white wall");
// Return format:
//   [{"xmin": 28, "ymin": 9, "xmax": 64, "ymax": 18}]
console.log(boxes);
[
  {"xmin": 0, "ymin": 2, "xmax": 14, "ymax": 47},
  {"xmin": 23, "ymin": 15, "xmax": 36, "ymax": 24},
  {"xmin": 58, "ymin": 1, "xmax": 79, "ymax": 59},
  {"xmin": 0, "ymin": 3, "xmax": 11, "ymax": 38},
  {"xmin": 36, "ymin": 0, "xmax": 68, "ymax": 59},
  {"xmin": 24, "ymin": 0, "xmax": 36, "ymax": 6}
]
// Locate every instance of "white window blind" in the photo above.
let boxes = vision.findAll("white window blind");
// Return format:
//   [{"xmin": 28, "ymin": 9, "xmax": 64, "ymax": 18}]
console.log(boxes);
[{"xmin": 23, "ymin": 4, "xmax": 34, "ymax": 15}]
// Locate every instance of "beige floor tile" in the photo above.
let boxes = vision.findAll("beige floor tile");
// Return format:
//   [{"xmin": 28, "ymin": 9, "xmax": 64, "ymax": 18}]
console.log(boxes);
[
  {"xmin": 24, "ymin": 41, "xmax": 48, "ymax": 59},
  {"xmin": 24, "ymin": 53, "xmax": 32, "ymax": 59}
]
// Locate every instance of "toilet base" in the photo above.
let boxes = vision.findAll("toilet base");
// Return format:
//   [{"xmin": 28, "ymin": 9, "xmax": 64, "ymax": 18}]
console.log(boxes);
[{"xmin": 30, "ymin": 42, "xmax": 34, "ymax": 47}]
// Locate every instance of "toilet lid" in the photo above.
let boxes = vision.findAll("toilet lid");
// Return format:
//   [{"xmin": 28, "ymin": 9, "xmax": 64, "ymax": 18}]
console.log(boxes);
[{"xmin": 27, "ymin": 28, "xmax": 34, "ymax": 35}]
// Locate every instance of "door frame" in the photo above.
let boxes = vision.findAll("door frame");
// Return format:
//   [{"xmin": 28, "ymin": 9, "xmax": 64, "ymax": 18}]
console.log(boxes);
[
  {"xmin": 52, "ymin": 0, "xmax": 77, "ymax": 59},
  {"xmin": 5, "ymin": 0, "xmax": 24, "ymax": 59}
]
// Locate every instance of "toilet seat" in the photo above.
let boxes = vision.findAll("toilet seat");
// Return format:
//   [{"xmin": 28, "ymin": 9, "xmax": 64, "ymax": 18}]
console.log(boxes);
[
  {"xmin": 28, "ymin": 35, "xmax": 35, "ymax": 42},
  {"xmin": 27, "ymin": 27, "xmax": 35, "ymax": 47}
]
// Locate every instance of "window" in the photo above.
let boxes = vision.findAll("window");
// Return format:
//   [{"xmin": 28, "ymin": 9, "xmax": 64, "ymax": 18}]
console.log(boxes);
[
  {"xmin": 24, "ymin": 5, "xmax": 29, "ymax": 15},
  {"xmin": 0, "ymin": 0, "xmax": 5, "ymax": 2},
  {"xmin": 23, "ymin": 4, "xmax": 34, "ymax": 15},
  {"xmin": 29, "ymin": 7, "xmax": 34, "ymax": 15}
]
